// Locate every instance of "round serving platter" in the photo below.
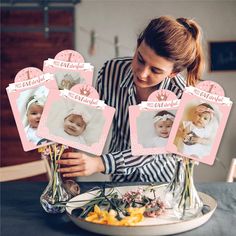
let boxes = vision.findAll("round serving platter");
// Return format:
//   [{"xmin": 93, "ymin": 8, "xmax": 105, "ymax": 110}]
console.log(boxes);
[{"xmin": 66, "ymin": 185, "xmax": 217, "ymax": 236}]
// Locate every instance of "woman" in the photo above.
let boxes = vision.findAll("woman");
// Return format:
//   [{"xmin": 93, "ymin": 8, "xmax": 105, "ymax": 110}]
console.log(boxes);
[{"xmin": 57, "ymin": 16, "xmax": 204, "ymax": 182}]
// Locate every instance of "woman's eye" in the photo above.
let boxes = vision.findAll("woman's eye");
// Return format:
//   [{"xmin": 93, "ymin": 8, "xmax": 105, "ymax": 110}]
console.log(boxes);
[
  {"xmin": 151, "ymin": 68, "xmax": 162, "ymax": 74},
  {"xmin": 138, "ymin": 56, "xmax": 144, "ymax": 64}
]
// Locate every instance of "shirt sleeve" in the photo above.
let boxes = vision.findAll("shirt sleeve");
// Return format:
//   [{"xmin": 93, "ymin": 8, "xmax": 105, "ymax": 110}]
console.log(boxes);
[
  {"xmin": 101, "ymin": 150, "xmax": 176, "ymax": 183},
  {"xmin": 101, "ymin": 149, "xmax": 154, "ymax": 175},
  {"xmin": 95, "ymin": 60, "xmax": 108, "ymax": 101}
]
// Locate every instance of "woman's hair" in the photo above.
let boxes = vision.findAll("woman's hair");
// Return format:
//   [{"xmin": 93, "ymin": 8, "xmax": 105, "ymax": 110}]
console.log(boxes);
[{"xmin": 137, "ymin": 16, "xmax": 204, "ymax": 86}]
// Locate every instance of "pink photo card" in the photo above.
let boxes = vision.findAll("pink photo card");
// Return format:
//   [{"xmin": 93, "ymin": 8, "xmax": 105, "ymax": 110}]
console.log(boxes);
[
  {"xmin": 167, "ymin": 81, "xmax": 233, "ymax": 165},
  {"xmin": 6, "ymin": 68, "xmax": 58, "ymax": 151},
  {"xmin": 43, "ymin": 50, "xmax": 94, "ymax": 90},
  {"xmin": 37, "ymin": 84, "xmax": 115, "ymax": 156},
  {"xmin": 129, "ymin": 90, "xmax": 179, "ymax": 155}
]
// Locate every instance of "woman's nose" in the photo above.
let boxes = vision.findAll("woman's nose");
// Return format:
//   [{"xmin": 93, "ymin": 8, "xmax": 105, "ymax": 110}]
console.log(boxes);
[{"xmin": 139, "ymin": 66, "xmax": 149, "ymax": 79}]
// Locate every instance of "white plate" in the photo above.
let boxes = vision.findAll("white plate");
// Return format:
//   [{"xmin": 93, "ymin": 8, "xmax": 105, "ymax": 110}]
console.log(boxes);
[{"xmin": 66, "ymin": 185, "xmax": 217, "ymax": 236}]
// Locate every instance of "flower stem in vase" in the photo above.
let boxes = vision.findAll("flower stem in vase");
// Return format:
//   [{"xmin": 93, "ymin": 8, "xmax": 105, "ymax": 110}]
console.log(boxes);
[
  {"xmin": 40, "ymin": 144, "xmax": 72, "ymax": 214},
  {"xmin": 164, "ymin": 156, "xmax": 184, "ymax": 208},
  {"xmin": 173, "ymin": 157, "xmax": 203, "ymax": 220}
]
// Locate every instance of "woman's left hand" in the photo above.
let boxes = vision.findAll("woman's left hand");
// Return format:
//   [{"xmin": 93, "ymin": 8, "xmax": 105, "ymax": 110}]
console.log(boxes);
[{"xmin": 57, "ymin": 151, "xmax": 105, "ymax": 177}]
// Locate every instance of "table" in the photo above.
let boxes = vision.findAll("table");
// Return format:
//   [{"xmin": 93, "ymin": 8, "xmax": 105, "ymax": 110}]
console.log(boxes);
[{"xmin": 1, "ymin": 182, "xmax": 236, "ymax": 236}]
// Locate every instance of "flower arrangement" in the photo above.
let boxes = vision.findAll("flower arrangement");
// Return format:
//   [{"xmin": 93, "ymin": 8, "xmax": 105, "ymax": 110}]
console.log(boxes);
[
  {"xmin": 165, "ymin": 156, "xmax": 184, "ymax": 208},
  {"xmin": 39, "ymin": 144, "xmax": 67, "ymax": 182},
  {"xmin": 38, "ymin": 144, "xmax": 72, "ymax": 213},
  {"xmin": 70, "ymin": 185, "xmax": 166, "ymax": 226},
  {"xmin": 174, "ymin": 158, "xmax": 203, "ymax": 219},
  {"xmin": 165, "ymin": 156, "xmax": 203, "ymax": 219}
]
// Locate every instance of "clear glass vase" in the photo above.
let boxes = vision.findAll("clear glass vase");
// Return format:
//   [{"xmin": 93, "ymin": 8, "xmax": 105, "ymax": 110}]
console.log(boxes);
[
  {"xmin": 173, "ymin": 158, "xmax": 203, "ymax": 220},
  {"xmin": 164, "ymin": 157, "xmax": 185, "ymax": 208},
  {"xmin": 40, "ymin": 160, "xmax": 71, "ymax": 214}
]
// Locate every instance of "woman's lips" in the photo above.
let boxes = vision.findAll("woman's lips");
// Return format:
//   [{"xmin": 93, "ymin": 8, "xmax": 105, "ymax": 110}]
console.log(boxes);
[{"xmin": 136, "ymin": 76, "xmax": 146, "ymax": 83}]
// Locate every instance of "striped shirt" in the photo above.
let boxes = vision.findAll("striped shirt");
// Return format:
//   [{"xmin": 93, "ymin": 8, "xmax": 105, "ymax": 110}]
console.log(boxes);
[{"xmin": 96, "ymin": 57, "xmax": 186, "ymax": 182}]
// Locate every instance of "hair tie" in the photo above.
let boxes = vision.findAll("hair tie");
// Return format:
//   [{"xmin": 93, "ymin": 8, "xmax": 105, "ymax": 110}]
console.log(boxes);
[
  {"xmin": 177, "ymin": 18, "xmax": 195, "ymax": 37},
  {"xmin": 153, "ymin": 114, "xmax": 174, "ymax": 123},
  {"xmin": 26, "ymin": 95, "xmax": 46, "ymax": 112},
  {"xmin": 195, "ymin": 105, "xmax": 214, "ymax": 120}
]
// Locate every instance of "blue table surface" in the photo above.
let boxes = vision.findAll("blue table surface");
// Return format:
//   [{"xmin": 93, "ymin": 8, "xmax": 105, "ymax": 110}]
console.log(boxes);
[{"xmin": 1, "ymin": 182, "xmax": 236, "ymax": 236}]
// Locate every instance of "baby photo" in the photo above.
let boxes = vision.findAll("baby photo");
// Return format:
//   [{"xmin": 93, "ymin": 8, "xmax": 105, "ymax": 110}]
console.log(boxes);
[
  {"xmin": 43, "ymin": 58, "xmax": 94, "ymax": 89},
  {"xmin": 37, "ymin": 89, "xmax": 115, "ymax": 155},
  {"xmin": 19, "ymin": 86, "xmax": 50, "ymax": 146},
  {"xmin": 143, "ymin": 110, "xmax": 175, "ymax": 148},
  {"xmin": 46, "ymin": 100, "xmax": 104, "ymax": 146},
  {"xmin": 129, "ymin": 105, "xmax": 177, "ymax": 156},
  {"xmin": 173, "ymin": 100, "xmax": 220, "ymax": 159},
  {"xmin": 55, "ymin": 71, "xmax": 86, "ymax": 90},
  {"xmin": 63, "ymin": 108, "xmax": 88, "ymax": 144},
  {"xmin": 166, "ymin": 83, "xmax": 233, "ymax": 165},
  {"xmin": 6, "ymin": 73, "xmax": 57, "ymax": 151}
]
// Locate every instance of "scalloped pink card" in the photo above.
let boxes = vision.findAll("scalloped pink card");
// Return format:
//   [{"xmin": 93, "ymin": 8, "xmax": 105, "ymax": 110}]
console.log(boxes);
[
  {"xmin": 6, "ymin": 68, "xmax": 57, "ymax": 151},
  {"xmin": 43, "ymin": 50, "xmax": 94, "ymax": 90},
  {"xmin": 129, "ymin": 90, "xmax": 179, "ymax": 155},
  {"xmin": 37, "ymin": 84, "xmax": 115, "ymax": 156},
  {"xmin": 167, "ymin": 81, "xmax": 233, "ymax": 165}
]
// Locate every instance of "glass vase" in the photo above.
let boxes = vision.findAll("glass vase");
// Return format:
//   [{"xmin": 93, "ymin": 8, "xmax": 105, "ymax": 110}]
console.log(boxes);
[
  {"xmin": 164, "ymin": 156, "xmax": 185, "ymax": 209},
  {"xmin": 40, "ymin": 160, "xmax": 71, "ymax": 214},
  {"xmin": 173, "ymin": 158, "xmax": 203, "ymax": 220}
]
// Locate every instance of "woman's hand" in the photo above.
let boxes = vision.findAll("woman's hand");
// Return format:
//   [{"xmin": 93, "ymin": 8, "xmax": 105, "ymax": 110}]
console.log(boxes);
[{"xmin": 57, "ymin": 152, "xmax": 105, "ymax": 177}]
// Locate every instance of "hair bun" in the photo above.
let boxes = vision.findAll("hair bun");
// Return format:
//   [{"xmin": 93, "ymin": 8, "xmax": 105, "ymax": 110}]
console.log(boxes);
[{"xmin": 177, "ymin": 18, "xmax": 197, "ymax": 38}]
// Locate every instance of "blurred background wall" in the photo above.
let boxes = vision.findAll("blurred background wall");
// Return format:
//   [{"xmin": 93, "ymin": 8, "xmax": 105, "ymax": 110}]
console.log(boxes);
[{"xmin": 1, "ymin": 0, "xmax": 236, "ymax": 182}]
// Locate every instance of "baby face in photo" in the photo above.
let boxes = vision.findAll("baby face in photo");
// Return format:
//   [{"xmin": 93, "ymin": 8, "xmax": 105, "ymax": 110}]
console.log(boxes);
[
  {"xmin": 193, "ymin": 112, "xmax": 211, "ymax": 128},
  {"xmin": 193, "ymin": 104, "xmax": 214, "ymax": 128},
  {"xmin": 154, "ymin": 119, "xmax": 173, "ymax": 138},
  {"xmin": 27, "ymin": 103, "xmax": 43, "ymax": 128},
  {"xmin": 64, "ymin": 114, "xmax": 86, "ymax": 136}
]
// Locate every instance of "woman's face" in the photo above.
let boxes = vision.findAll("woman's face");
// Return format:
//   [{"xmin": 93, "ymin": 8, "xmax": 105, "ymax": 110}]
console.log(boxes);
[
  {"xmin": 64, "ymin": 114, "xmax": 86, "ymax": 136},
  {"xmin": 27, "ymin": 104, "xmax": 43, "ymax": 128},
  {"xmin": 131, "ymin": 41, "xmax": 175, "ymax": 89},
  {"xmin": 154, "ymin": 119, "xmax": 173, "ymax": 138}
]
